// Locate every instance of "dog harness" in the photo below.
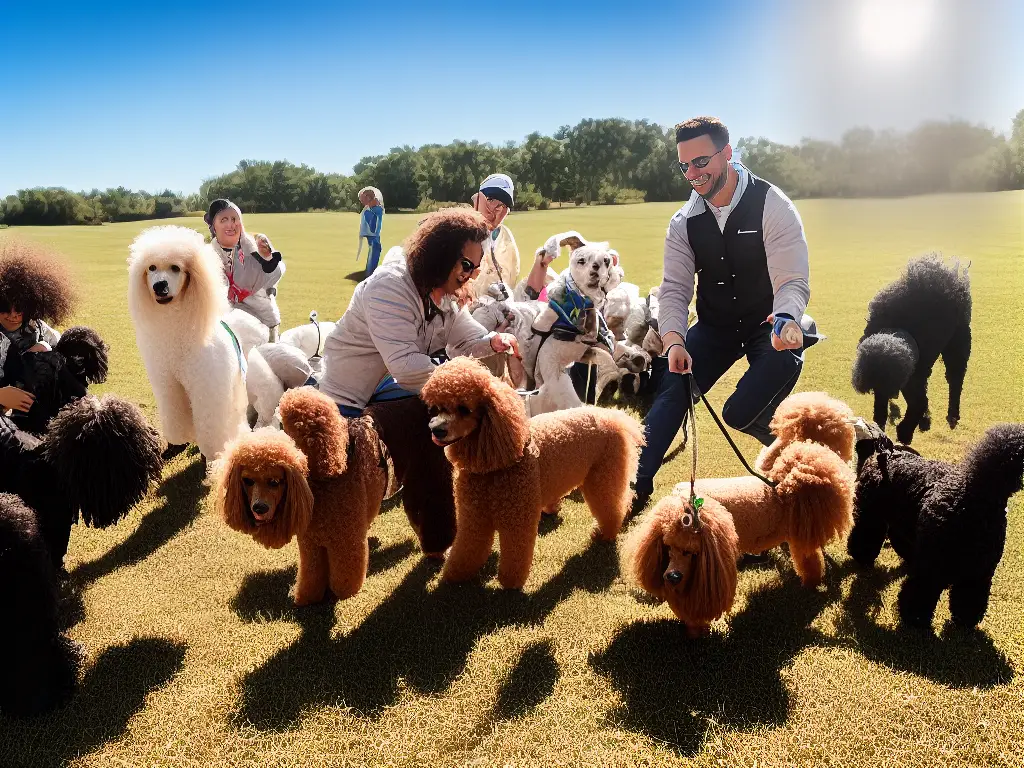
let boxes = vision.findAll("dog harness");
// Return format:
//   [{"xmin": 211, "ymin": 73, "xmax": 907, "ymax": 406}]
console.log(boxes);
[
  {"xmin": 547, "ymin": 274, "xmax": 593, "ymax": 333},
  {"xmin": 220, "ymin": 320, "xmax": 247, "ymax": 378}
]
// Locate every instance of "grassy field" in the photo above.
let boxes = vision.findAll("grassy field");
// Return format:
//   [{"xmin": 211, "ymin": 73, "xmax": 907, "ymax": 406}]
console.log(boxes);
[{"xmin": 1, "ymin": 192, "xmax": 1023, "ymax": 767}]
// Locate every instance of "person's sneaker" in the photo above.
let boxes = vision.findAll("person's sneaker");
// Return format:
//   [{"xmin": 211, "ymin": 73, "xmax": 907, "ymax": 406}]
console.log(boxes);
[{"xmin": 629, "ymin": 487, "xmax": 652, "ymax": 519}]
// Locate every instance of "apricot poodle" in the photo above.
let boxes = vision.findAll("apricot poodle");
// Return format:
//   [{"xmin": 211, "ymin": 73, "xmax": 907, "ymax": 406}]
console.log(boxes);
[
  {"xmin": 622, "ymin": 440, "xmax": 855, "ymax": 636},
  {"xmin": 754, "ymin": 391, "xmax": 857, "ymax": 472},
  {"xmin": 217, "ymin": 387, "xmax": 397, "ymax": 605},
  {"xmin": 420, "ymin": 357, "xmax": 644, "ymax": 590}
]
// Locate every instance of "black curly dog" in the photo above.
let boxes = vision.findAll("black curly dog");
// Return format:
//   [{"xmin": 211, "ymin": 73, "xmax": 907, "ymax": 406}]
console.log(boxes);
[
  {"xmin": 4, "ymin": 325, "xmax": 110, "ymax": 435},
  {"xmin": 849, "ymin": 420, "xmax": 1024, "ymax": 629},
  {"xmin": 851, "ymin": 255, "xmax": 971, "ymax": 445},
  {"xmin": 0, "ymin": 396, "xmax": 163, "ymax": 717}
]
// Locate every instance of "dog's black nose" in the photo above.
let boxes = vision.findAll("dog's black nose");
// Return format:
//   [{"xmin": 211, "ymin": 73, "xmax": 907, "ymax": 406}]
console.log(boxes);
[
  {"xmin": 431, "ymin": 426, "xmax": 448, "ymax": 440},
  {"xmin": 153, "ymin": 280, "xmax": 169, "ymax": 296},
  {"xmin": 252, "ymin": 500, "xmax": 270, "ymax": 515},
  {"xmin": 665, "ymin": 570, "xmax": 683, "ymax": 585}
]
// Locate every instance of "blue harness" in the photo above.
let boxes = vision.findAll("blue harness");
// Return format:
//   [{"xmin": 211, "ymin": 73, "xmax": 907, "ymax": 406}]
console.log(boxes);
[{"xmin": 548, "ymin": 275, "xmax": 594, "ymax": 334}]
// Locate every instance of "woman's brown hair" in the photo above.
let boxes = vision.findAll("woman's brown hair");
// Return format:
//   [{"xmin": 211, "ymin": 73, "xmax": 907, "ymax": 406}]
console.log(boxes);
[{"xmin": 405, "ymin": 208, "xmax": 488, "ymax": 298}]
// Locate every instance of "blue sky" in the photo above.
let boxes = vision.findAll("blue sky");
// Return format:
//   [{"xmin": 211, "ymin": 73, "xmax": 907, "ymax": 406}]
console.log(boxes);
[{"xmin": 1, "ymin": 0, "xmax": 1021, "ymax": 196}]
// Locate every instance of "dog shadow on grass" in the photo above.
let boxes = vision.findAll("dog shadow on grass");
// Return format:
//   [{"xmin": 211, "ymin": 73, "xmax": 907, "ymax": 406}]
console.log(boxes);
[
  {"xmin": 59, "ymin": 458, "xmax": 207, "ymax": 631},
  {"xmin": 835, "ymin": 564, "xmax": 1014, "ymax": 689},
  {"xmin": 229, "ymin": 536, "xmax": 618, "ymax": 730},
  {"xmin": 588, "ymin": 568, "xmax": 844, "ymax": 757},
  {"xmin": 0, "ymin": 636, "xmax": 187, "ymax": 766}
]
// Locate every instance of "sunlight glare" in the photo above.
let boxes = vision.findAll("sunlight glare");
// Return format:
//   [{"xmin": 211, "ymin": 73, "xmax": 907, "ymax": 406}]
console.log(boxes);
[{"xmin": 857, "ymin": 0, "xmax": 934, "ymax": 62}]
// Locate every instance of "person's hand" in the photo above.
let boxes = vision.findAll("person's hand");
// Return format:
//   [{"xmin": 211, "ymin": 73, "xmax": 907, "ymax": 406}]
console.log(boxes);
[
  {"xmin": 27, "ymin": 342, "xmax": 50, "ymax": 353},
  {"xmin": 255, "ymin": 234, "xmax": 274, "ymax": 259},
  {"xmin": 768, "ymin": 314, "xmax": 802, "ymax": 351},
  {"xmin": 667, "ymin": 343, "xmax": 692, "ymax": 374},
  {"xmin": 490, "ymin": 332, "xmax": 521, "ymax": 359},
  {"xmin": 0, "ymin": 385, "xmax": 35, "ymax": 412}
]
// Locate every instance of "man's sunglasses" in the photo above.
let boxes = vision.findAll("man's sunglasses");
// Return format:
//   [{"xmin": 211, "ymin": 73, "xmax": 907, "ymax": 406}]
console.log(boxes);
[
  {"xmin": 459, "ymin": 257, "xmax": 481, "ymax": 273},
  {"xmin": 678, "ymin": 148, "xmax": 724, "ymax": 174}
]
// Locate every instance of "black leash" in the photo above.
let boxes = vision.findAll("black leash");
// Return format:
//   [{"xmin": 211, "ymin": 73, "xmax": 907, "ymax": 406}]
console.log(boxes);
[{"xmin": 685, "ymin": 373, "xmax": 778, "ymax": 490}]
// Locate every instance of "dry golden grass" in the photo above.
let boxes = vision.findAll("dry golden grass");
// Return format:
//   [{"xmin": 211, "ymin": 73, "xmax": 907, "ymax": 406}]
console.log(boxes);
[{"xmin": 1, "ymin": 192, "xmax": 1022, "ymax": 767}]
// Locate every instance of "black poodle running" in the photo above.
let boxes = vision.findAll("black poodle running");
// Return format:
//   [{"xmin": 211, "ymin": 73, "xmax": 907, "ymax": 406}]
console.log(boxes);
[
  {"xmin": 849, "ymin": 420, "xmax": 1024, "ymax": 630},
  {"xmin": 851, "ymin": 255, "xmax": 971, "ymax": 444}
]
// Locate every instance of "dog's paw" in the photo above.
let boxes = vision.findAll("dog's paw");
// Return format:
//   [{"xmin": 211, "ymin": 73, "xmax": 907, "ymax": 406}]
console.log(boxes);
[
  {"xmin": 919, "ymin": 411, "xmax": 932, "ymax": 432},
  {"xmin": 947, "ymin": 413, "xmax": 960, "ymax": 430}
]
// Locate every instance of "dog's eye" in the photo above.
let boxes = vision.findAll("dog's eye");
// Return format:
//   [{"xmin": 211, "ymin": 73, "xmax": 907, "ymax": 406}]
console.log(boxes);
[
  {"xmin": 170, "ymin": 265, "xmax": 181, "ymax": 273},
  {"xmin": 457, "ymin": 405, "xmax": 471, "ymax": 417},
  {"xmin": 242, "ymin": 477, "xmax": 255, "ymax": 487},
  {"xmin": 267, "ymin": 479, "xmax": 281, "ymax": 488},
  {"xmin": 577, "ymin": 258, "xmax": 586, "ymax": 265},
  {"xmin": 427, "ymin": 406, "xmax": 439, "ymax": 417},
  {"xmin": 148, "ymin": 265, "xmax": 156, "ymax": 272}
]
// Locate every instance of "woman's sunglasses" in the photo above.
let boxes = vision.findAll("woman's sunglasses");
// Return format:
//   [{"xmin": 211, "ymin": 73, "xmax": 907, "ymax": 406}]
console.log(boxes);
[
  {"xmin": 678, "ymin": 148, "xmax": 724, "ymax": 174},
  {"xmin": 459, "ymin": 257, "xmax": 481, "ymax": 274}
]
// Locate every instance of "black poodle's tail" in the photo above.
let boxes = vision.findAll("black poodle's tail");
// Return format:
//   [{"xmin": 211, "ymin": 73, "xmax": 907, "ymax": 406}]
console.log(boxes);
[
  {"xmin": 961, "ymin": 423, "xmax": 1024, "ymax": 505},
  {"xmin": 851, "ymin": 330, "xmax": 918, "ymax": 398},
  {"xmin": 54, "ymin": 325, "xmax": 109, "ymax": 385},
  {"xmin": 42, "ymin": 395, "xmax": 164, "ymax": 528}
]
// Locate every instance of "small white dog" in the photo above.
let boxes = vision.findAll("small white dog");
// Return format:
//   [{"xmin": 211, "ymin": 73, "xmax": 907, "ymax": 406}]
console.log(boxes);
[{"xmin": 127, "ymin": 225, "xmax": 259, "ymax": 462}]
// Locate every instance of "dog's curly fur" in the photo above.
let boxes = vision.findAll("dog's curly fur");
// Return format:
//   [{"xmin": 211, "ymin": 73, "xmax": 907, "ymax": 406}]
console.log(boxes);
[
  {"xmin": 0, "ymin": 395, "xmax": 164, "ymax": 570},
  {"xmin": 127, "ymin": 225, "xmax": 265, "ymax": 461},
  {"xmin": 849, "ymin": 421, "xmax": 1024, "ymax": 629},
  {"xmin": 852, "ymin": 255, "xmax": 972, "ymax": 444},
  {"xmin": 0, "ymin": 237, "xmax": 77, "ymax": 325},
  {"xmin": 420, "ymin": 357, "xmax": 644, "ymax": 589},
  {"xmin": 217, "ymin": 387, "xmax": 396, "ymax": 604},
  {"xmin": 755, "ymin": 391, "xmax": 856, "ymax": 472},
  {"xmin": 624, "ymin": 441, "xmax": 855, "ymax": 635},
  {"xmin": 0, "ymin": 493, "xmax": 84, "ymax": 717},
  {"xmin": 8, "ymin": 325, "xmax": 111, "ymax": 435}
]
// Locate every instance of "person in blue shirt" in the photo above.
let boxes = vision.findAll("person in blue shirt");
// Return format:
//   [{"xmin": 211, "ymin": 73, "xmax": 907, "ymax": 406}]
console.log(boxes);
[{"xmin": 358, "ymin": 186, "xmax": 385, "ymax": 276}]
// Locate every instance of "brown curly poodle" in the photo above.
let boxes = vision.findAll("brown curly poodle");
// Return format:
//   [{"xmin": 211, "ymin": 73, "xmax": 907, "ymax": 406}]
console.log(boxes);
[
  {"xmin": 420, "ymin": 357, "xmax": 644, "ymax": 590},
  {"xmin": 754, "ymin": 391, "xmax": 856, "ymax": 472},
  {"xmin": 622, "ymin": 440, "xmax": 855, "ymax": 636},
  {"xmin": 216, "ymin": 387, "xmax": 397, "ymax": 604}
]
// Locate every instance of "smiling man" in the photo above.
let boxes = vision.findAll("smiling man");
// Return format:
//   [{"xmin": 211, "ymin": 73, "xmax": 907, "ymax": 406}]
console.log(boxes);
[{"xmin": 632, "ymin": 116, "xmax": 811, "ymax": 515}]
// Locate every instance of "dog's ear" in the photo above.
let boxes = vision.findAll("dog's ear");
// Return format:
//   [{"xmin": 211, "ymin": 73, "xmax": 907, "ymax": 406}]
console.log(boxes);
[
  {"xmin": 280, "ymin": 462, "xmax": 314, "ymax": 538},
  {"xmin": 607, "ymin": 249, "xmax": 620, "ymax": 267},
  {"xmin": 621, "ymin": 506, "xmax": 670, "ymax": 597},
  {"xmin": 685, "ymin": 499, "xmax": 740, "ymax": 625},
  {"xmin": 217, "ymin": 458, "xmax": 249, "ymax": 534},
  {"xmin": 558, "ymin": 231, "xmax": 588, "ymax": 251}
]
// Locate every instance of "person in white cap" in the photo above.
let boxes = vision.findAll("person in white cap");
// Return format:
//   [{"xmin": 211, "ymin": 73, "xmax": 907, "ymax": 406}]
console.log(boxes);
[{"xmin": 466, "ymin": 173, "xmax": 519, "ymax": 303}]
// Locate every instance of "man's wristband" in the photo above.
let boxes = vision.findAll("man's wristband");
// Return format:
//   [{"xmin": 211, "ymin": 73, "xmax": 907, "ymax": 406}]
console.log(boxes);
[{"xmin": 664, "ymin": 342, "xmax": 685, "ymax": 357}]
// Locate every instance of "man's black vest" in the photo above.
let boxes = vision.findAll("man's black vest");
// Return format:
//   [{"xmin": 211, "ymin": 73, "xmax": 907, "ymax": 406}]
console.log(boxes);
[{"xmin": 688, "ymin": 173, "xmax": 774, "ymax": 340}]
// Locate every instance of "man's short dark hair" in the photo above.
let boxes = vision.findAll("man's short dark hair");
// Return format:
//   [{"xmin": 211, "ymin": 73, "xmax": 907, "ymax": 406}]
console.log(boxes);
[{"xmin": 674, "ymin": 117, "xmax": 730, "ymax": 150}]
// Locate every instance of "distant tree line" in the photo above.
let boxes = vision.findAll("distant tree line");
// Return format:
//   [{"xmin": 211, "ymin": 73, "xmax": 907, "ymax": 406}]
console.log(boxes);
[{"xmin": 3, "ymin": 111, "xmax": 1022, "ymax": 226}]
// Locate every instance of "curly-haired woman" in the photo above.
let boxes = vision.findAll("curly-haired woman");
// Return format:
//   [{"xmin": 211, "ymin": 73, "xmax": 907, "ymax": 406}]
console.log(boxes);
[{"xmin": 319, "ymin": 208, "xmax": 520, "ymax": 557}]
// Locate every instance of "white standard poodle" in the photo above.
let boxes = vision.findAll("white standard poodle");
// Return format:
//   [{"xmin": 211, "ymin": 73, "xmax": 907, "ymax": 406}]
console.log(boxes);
[{"xmin": 127, "ymin": 225, "xmax": 265, "ymax": 461}]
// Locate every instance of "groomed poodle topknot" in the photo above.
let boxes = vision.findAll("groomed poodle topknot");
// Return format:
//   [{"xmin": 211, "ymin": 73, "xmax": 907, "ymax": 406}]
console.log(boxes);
[
  {"xmin": 754, "ymin": 391, "xmax": 856, "ymax": 472},
  {"xmin": 127, "ymin": 225, "xmax": 266, "ymax": 462},
  {"xmin": 217, "ymin": 387, "xmax": 397, "ymax": 604},
  {"xmin": 849, "ymin": 420, "xmax": 1024, "ymax": 629},
  {"xmin": 420, "ymin": 356, "xmax": 644, "ymax": 590},
  {"xmin": 851, "ymin": 254, "xmax": 972, "ymax": 444},
  {"xmin": 623, "ymin": 441, "xmax": 855, "ymax": 636},
  {"xmin": 0, "ymin": 493, "xmax": 84, "ymax": 717},
  {"xmin": 1, "ymin": 394, "xmax": 164, "ymax": 572}
]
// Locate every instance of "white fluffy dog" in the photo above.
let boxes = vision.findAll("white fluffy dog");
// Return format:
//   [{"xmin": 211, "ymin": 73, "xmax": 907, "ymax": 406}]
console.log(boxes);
[{"xmin": 127, "ymin": 225, "xmax": 260, "ymax": 461}]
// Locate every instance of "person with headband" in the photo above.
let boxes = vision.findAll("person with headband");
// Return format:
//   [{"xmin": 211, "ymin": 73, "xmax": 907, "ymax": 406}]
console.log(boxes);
[
  {"xmin": 204, "ymin": 199, "xmax": 286, "ymax": 341},
  {"xmin": 357, "ymin": 186, "xmax": 385, "ymax": 276},
  {"xmin": 466, "ymin": 173, "xmax": 519, "ymax": 303},
  {"xmin": 632, "ymin": 116, "xmax": 812, "ymax": 517}
]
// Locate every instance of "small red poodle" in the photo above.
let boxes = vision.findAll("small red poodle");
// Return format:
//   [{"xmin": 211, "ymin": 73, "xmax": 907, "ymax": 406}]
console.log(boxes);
[
  {"xmin": 622, "ymin": 440, "xmax": 855, "ymax": 636},
  {"xmin": 420, "ymin": 357, "xmax": 644, "ymax": 590},
  {"xmin": 216, "ymin": 387, "xmax": 397, "ymax": 604}
]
